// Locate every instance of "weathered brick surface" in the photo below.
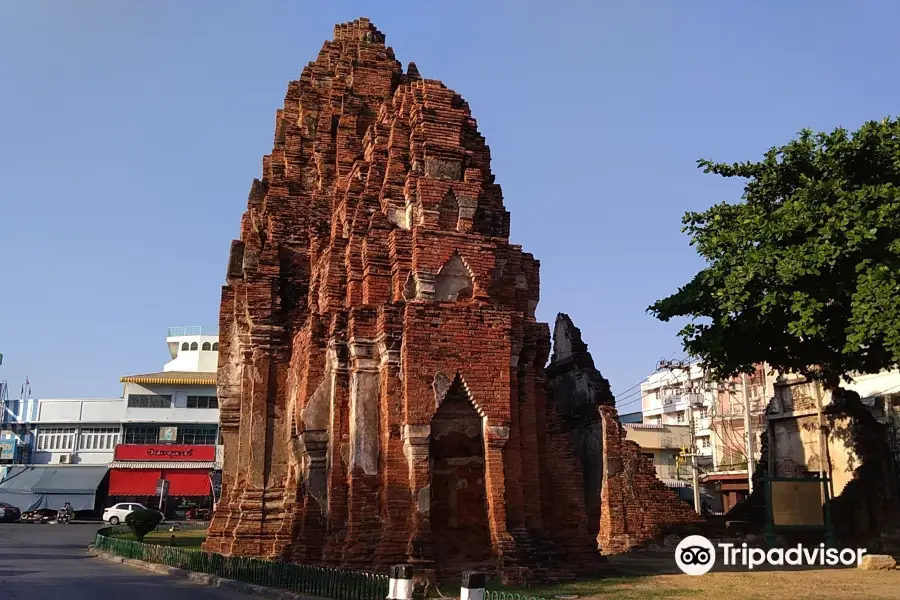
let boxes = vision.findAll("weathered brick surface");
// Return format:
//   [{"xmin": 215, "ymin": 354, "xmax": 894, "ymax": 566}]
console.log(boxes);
[
  {"xmin": 546, "ymin": 314, "xmax": 701, "ymax": 554},
  {"xmin": 203, "ymin": 18, "xmax": 604, "ymax": 582},
  {"xmin": 597, "ymin": 406, "xmax": 703, "ymax": 553}
]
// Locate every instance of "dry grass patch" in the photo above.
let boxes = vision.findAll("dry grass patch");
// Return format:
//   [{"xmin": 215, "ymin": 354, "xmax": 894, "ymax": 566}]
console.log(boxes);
[{"xmin": 511, "ymin": 568, "xmax": 900, "ymax": 600}]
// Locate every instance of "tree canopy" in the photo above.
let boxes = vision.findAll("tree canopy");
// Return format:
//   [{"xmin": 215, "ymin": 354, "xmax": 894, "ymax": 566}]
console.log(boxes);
[{"xmin": 649, "ymin": 118, "xmax": 900, "ymax": 386}]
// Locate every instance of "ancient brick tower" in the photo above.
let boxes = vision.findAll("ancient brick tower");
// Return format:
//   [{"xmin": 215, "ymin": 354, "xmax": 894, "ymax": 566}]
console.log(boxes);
[{"xmin": 203, "ymin": 18, "xmax": 601, "ymax": 580}]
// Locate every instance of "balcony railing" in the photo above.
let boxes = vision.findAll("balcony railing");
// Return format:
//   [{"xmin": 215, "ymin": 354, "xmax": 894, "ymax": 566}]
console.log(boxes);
[{"xmin": 167, "ymin": 326, "xmax": 203, "ymax": 337}]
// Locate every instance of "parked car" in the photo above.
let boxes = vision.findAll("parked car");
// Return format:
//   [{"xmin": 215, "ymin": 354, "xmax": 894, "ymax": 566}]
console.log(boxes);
[
  {"xmin": 21, "ymin": 508, "xmax": 55, "ymax": 523},
  {"xmin": 103, "ymin": 502, "xmax": 160, "ymax": 525},
  {"xmin": 185, "ymin": 507, "xmax": 211, "ymax": 520},
  {"xmin": 0, "ymin": 503, "xmax": 20, "ymax": 522}
]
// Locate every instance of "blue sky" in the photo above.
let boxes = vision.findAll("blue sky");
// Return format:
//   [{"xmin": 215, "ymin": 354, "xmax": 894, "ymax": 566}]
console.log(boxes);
[{"xmin": 2, "ymin": 2, "xmax": 898, "ymax": 412}]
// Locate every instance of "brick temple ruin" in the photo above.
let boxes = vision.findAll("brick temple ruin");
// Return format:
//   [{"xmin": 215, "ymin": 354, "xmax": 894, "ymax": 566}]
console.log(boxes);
[
  {"xmin": 204, "ymin": 17, "xmax": 698, "ymax": 580},
  {"xmin": 546, "ymin": 314, "xmax": 701, "ymax": 554}
]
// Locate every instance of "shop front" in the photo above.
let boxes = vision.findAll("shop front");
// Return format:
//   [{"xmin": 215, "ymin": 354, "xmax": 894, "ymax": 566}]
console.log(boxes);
[
  {"xmin": 704, "ymin": 472, "xmax": 750, "ymax": 514},
  {"xmin": 108, "ymin": 444, "xmax": 217, "ymax": 518}
]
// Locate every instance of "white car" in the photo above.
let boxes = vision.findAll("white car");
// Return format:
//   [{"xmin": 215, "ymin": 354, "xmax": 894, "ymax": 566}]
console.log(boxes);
[{"xmin": 103, "ymin": 502, "xmax": 157, "ymax": 525}]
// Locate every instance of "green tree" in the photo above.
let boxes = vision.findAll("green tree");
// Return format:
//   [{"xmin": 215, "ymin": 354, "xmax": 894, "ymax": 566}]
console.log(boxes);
[{"xmin": 649, "ymin": 118, "xmax": 900, "ymax": 388}]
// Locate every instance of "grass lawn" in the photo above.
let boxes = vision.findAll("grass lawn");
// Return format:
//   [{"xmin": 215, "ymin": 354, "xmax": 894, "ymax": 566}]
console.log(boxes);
[
  {"xmin": 114, "ymin": 529, "xmax": 208, "ymax": 548},
  {"xmin": 490, "ymin": 569, "xmax": 900, "ymax": 600}
]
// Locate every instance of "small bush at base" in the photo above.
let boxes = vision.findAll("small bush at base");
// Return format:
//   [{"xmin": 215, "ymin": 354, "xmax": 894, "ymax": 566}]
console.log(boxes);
[{"xmin": 125, "ymin": 508, "xmax": 163, "ymax": 542}]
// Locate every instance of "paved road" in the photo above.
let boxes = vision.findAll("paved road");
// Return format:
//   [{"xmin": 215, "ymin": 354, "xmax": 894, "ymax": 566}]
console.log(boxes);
[{"xmin": 0, "ymin": 522, "xmax": 250, "ymax": 599}]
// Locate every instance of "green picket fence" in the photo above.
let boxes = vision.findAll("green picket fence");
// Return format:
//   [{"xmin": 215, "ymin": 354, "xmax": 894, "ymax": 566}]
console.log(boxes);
[{"xmin": 94, "ymin": 527, "xmax": 389, "ymax": 600}]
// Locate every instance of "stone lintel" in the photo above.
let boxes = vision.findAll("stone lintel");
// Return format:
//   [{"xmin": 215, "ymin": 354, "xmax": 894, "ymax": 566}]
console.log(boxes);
[
  {"xmin": 376, "ymin": 335, "xmax": 401, "ymax": 369},
  {"xmin": 348, "ymin": 337, "xmax": 376, "ymax": 357},
  {"xmin": 486, "ymin": 424, "xmax": 510, "ymax": 448},
  {"xmin": 402, "ymin": 424, "xmax": 431, "ymax": 442},
  {"xmin": 327, "ymin": 339, "xmax": 349, "ymax": 371},
  {"xmin": 301, "ymin": 429, "xmax": 329, "ymax": 446},
  {"xmin": 415, "ymin": 272, "xmax": 435, "ymax": 300}
]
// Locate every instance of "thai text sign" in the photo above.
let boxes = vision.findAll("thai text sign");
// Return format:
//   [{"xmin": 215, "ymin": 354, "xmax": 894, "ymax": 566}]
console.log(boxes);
[{"xmin": 114, "ymin": 444, "xmax": 216, "ymax": 462}]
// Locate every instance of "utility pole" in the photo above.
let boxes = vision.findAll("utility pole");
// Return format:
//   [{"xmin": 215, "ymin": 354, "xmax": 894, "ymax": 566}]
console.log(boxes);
[
  {"xmin": 687, "ymin": 400, "xmax": 702, "ymax": 514},
  {"xmin": 661, "ymin": 358, "xmax": 703, "ymax": 515},
  {"xmin": 742, "ymin": 373, "xmax": 755, "ymax": 494}
]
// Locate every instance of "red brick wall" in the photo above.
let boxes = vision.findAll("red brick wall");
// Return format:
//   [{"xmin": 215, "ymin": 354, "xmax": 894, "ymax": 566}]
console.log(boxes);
[{"xmin": 598, "ymin": 406, "xmax": 702, "ymax": 554}]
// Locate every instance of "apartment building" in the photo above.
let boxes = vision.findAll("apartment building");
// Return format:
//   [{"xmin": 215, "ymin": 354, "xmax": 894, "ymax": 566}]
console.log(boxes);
[{"xmin": 640, "ymin": 363, "xmax": 715, "ymax": 467}]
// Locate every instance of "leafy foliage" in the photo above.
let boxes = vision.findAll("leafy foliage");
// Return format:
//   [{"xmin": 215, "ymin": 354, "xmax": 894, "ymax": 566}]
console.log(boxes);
[
  {"xmin": 125, "ymin": 508, "xmax": 163, "ymax": 542},
  {"xmin": 649, "ymin": 118, "xmax": 900, "ymax": 385}
]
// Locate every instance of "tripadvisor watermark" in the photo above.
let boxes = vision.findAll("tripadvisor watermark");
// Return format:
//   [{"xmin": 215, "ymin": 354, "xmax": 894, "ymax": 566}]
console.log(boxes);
[{"xmin": 675, "ymin": 535, "xmax": 866, "ymax": 576}]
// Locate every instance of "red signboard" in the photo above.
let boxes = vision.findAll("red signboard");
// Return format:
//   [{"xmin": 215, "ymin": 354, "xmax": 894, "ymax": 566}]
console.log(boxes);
[{"xmin": 114, "ymin": 444, "xmax": 216, "ymax": 461}]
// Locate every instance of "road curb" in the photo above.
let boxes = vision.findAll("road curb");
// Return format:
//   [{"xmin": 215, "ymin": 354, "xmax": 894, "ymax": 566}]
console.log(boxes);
[{"xmin": 90, "ymin": 549, "xmax": 322, "ymax": 599}]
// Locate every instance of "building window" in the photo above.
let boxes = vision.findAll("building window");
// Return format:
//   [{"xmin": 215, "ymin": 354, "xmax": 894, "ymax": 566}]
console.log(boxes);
[
  {"xmin": 176, "ymin": 426, "xmax": 218, "ymax": 445},
  {"xmin": 212, "ymin": 342, "xmax": 218, "ymax": 351},
  {"xmin": 698, "ymin": 436, "xmax": 711, "ymax": 449},
  {"xmin": 698, "ymin": 407, "xmax": 709, "ymax": 419},
  {"xmin": 190, "ymin": 342, "xmax": 198, "ymax": 351},
  {"xmin": 676, "ymin": 411, "xmax": 686, "ymax": 424},
  {"xmin": 202, "ymin": 342, "xmax": 211, "ymax": 351},
  {"xmin": 127, "ymin": 394, "xmax": 172, "ymax": 409},
  {"xmin": 641, "ymin": 452, "xmax": 655, "ymax": 465},
  {"xmin": 80, "ymin": 427, "xmax": 120, "ymax": 451},
  {"xmin": 123, "ymin": 426, "xmax": 161, "ymax": 444},
  {"xmin": 36, "ymin": 428, "xmax": 77, "ymax": 451},
  {"xmin": 181, "ymin": 342, "xmax": 189, "ymax": 351},
  {"xmin": 186, "ymin": 395, "xmax": 218, "ymax": 409}
]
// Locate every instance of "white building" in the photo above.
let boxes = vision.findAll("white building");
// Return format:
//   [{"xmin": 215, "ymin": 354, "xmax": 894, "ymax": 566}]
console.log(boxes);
[
  {"xmin": 31, "ymin": 398, "xmax": 124, "ymax": 466},
  {"xmin": 109, "ymin": 326, "xmax": 220, "ymax": 509},
  {"xmin": 640, "ymin": 363, "xmax": 715, "ymax": 465},
  {"xmin": 164, "ymin": 326, "xmax": 219, "ymax": 373},
  {"xmin": 1, "ymin": 397, "xmax": 123, "ymax": 465},
  {"xmin": 119, "ymin": 326, "xmax": 219, "ymax": 443},
  {"xmin": 0, "ymin": 326, "xmax": 221, "ymax": 515}
]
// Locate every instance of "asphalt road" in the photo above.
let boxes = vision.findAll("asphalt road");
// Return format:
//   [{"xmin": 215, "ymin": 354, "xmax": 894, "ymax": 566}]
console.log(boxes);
[{"xmin": 0, "ymin": 522, "xmax": 251, "ymax": 599}]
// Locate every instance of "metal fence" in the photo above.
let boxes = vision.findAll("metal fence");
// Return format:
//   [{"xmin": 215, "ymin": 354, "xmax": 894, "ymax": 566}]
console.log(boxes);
[
  {"xmin": 154, "ymin": 521, "xmax": 210, "ymax": 532},
  {"xmin": 167, "ymin": 326, "xmax": 204, "ymax": 337},
  {"xmin": 94, "ymin": 527, "xmax": 389, "ymax": 600},
  {"xmin": 485, "ymin": 591, "xmax": 550, "ymax": 600}
]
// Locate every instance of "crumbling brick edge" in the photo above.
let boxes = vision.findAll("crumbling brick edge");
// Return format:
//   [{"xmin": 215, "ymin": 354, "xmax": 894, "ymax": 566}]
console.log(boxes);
[{"xmin": 88, "ymin": 545, "xmax": 328, "ymax": 600}]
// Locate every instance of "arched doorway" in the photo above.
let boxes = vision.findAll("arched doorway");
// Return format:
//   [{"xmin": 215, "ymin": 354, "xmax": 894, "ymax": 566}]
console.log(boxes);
[{"xmin": 429, "ymin": 375, "xmax": 491, "ymax": 567}]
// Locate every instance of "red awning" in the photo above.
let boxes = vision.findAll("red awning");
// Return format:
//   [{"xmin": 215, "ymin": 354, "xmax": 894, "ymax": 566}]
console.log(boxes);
[
  {"xmin": 165, "ymin": 470, "xmax": 210, "ymax": 496},
  {"xmin": 109, "ymin": 468, "xmax": 160, "ymax": 496},
  {"xmin": 109, "ymin": 468, "xmax": 210, "ymax": 497}
]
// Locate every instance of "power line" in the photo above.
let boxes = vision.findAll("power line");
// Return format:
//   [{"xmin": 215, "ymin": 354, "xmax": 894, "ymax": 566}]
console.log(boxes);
[
  {"xmin": 615, "ymin": 395, "xmax": 644, "ymax": 410},
  {"xmin": 614, "ymin": 377, "xmax": 648, "ymax": 399},
  {"xmin": 614, "ymin": 354, "xmax": 691, "ymax": 402},
  {"xmin": 615, "ymin": 388, "xmax": 643, "ymax": 403}
]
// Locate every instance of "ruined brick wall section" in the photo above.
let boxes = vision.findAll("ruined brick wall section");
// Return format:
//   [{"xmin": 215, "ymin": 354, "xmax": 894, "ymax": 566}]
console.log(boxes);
[{"xmin": 597, "ymin": 406, "xmax": 702, "ymax": 554}]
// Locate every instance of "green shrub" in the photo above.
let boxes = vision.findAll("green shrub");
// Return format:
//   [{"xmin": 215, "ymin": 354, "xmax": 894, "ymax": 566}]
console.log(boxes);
[{"xmin": 125, "ymin": 508, "xmax": 163, "ymax": 542}]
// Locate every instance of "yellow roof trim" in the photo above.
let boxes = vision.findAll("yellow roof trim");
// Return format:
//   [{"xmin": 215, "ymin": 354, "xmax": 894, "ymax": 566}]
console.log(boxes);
[
  {"xmin": 120, "ymin": 376, "xmax": 216, "ymax": 385},
  {"xmin": 120, "ymin": 372, "xmax": 217, "ymax": 385}
]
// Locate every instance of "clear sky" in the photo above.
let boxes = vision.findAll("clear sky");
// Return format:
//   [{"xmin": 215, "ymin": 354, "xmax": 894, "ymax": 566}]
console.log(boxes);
[{"xmin": 2, "ymin": 2, "xmax": 898, "ymax": 412}]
